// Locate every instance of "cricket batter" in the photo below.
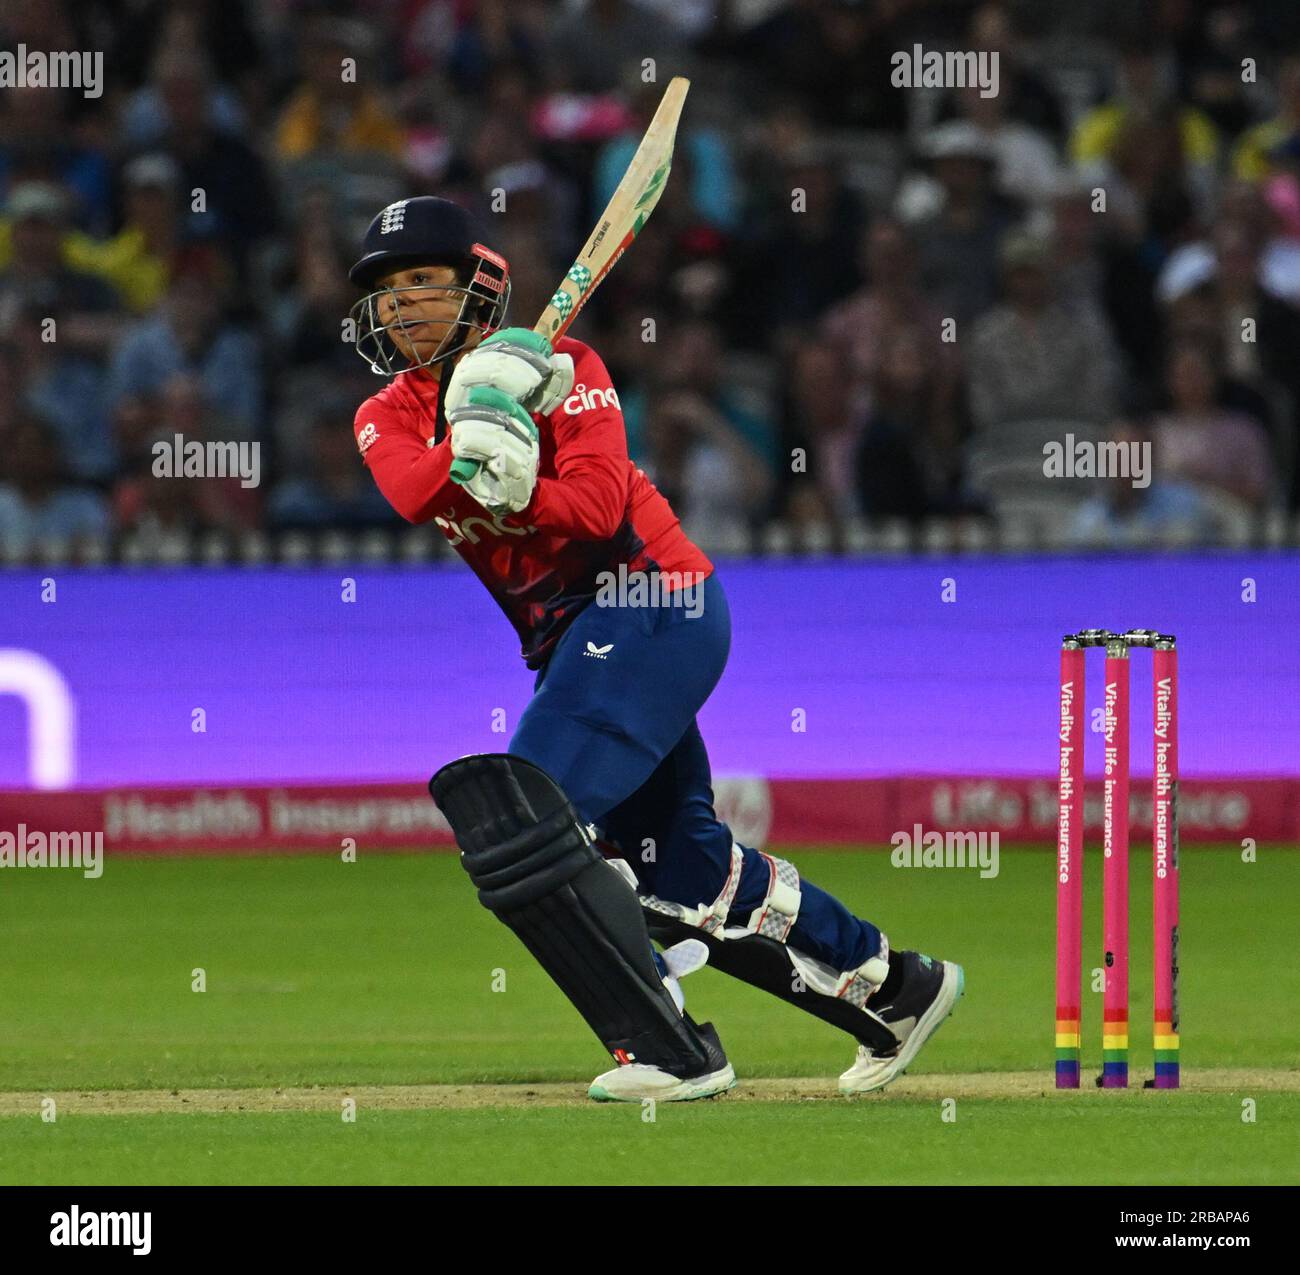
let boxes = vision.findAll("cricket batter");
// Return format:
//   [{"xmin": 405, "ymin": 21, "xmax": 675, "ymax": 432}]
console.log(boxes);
[{"xmin": 348, "ymin": 196, "xmax": 963, "ymax": 1101}]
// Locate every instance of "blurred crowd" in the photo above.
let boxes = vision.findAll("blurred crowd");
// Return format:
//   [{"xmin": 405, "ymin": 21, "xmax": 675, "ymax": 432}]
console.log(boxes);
[{"xmin": 5, "ymin": 0, "xmax": 1300, "ymax": 557}]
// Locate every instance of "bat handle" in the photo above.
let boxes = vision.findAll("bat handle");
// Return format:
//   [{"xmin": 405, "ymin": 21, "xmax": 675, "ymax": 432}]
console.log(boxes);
[{"xmin": 450, "ymin": 458, "xmax": 480, "ymax": 484}]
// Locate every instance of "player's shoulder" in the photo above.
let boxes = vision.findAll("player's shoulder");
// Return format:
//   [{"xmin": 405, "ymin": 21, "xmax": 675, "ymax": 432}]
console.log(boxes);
[
  {"xmin": 549, "ymin": 335, "xmax": 620, "ymax": 417},
  {"xmin": 553, "ymin": 335, "xmax": 615, "ymax": 390},
  {"xmin": 353, "ymin": 376, "xmax": 406, "ymax": 421},
  {"xmin": 351, "ymin": 376, "xmax": 417, "ymax": 454},
  {"xmin": 554, "ymin": 334, "xmax": 607, "ymax": 367}
]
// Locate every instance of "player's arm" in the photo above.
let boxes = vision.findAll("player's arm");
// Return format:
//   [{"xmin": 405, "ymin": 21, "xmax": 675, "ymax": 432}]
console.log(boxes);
[
  {"xmin": 353, "ymin": 407, "xmax": 453, "ymax": 524},
  {"xmin": 445, "ymin": 333, "xmax": 629, "ymax": 539},
  {"xmin": 517, "ymin": 341, "xmax": 629, "ymax": 540}
]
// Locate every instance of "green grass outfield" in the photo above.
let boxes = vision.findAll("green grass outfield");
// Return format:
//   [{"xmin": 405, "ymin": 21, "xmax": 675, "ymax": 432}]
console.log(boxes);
[{"xmin": 1, "ymin": 846, "xmax": 1297, "ymax": 1185}]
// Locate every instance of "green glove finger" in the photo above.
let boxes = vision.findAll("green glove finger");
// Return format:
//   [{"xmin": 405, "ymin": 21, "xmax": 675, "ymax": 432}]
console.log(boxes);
[
  {"xmin": 463, "ymin": 385, "xmax": 539, "ymax": 438},
  {"xmin": 448, "ymin": 387, "xmax": 538, "ymax": 485}
]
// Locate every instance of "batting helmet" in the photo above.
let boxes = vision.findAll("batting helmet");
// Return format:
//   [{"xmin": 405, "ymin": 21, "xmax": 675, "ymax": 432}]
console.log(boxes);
[{"xmin": 348, "ymin": 196, "xmax": 511, "ymax": 376}]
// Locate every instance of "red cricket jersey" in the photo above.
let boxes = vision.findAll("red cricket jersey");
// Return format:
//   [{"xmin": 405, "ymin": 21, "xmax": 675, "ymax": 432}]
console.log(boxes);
[{"xmin": 353, "ymin": 336, "xmax": 714, "ymax": 667}]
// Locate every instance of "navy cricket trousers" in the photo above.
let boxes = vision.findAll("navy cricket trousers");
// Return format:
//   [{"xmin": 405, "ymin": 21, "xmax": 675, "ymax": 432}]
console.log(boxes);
[{"xmin": 509, "ymin": 573, "xmax": 881, "ymax": 971}]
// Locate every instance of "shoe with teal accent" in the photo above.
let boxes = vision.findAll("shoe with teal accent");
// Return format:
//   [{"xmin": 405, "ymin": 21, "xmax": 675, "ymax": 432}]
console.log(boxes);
[
  {"xmin": 838, "ymin": 951, "xmax": 965, "ymax": 1095},
  {"xmin": 588, "ymin": 1020, "xmax": 735, "ymax": 1102},
  {"xmin": 588, "ymin": 940, "xmax": 736, "ymax": 1102}
]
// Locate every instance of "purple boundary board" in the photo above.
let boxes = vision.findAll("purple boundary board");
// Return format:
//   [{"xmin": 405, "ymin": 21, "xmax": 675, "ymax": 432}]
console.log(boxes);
[{"xmin": 0, "ymin": 554, "xmax": 1295, "ymax": 787}]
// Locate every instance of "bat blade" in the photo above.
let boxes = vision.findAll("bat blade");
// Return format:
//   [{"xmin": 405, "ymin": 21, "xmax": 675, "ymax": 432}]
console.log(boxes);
[
  {"xmin": 535, "ymin": 76, "xmax": 690, "ymax": 344},
  {"xmin": 450, "ymin": 76, "xmax": 689, "ymax": 486}
]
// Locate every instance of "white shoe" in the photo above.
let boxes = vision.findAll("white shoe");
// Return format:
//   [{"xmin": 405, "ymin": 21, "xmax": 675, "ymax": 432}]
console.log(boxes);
[
  {"xmin": 839, "ymin": 953, "xmax": 964, "ymax": 1095},
  {"xmin": 588, "ymin": 941, "xmax": 734, "ymax": 1102},
  {"xmin": 588, "ymin": 1055, "xmax": 736, "ymax": 1103}
]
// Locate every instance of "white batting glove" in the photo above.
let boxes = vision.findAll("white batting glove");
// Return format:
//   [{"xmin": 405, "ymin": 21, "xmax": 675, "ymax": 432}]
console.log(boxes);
[
  {"xmin": 445, "ymin": 327, "xmax": 575, "ymax": 417},
  {"xmin": 449, "ymin": 388, "xmax": 539, "ymax": 514}
]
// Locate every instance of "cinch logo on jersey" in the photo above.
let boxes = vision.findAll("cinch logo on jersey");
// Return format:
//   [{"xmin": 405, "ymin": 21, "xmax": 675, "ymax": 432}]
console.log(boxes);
[
  {"xmin": 357, "ymin": 422, "xmax": 380, "ymax": 454},
  {"xmin": 50, "ymin": 1206, "xmax": 151, "ymax": 1255},
  {"xmin": 434, "ymin": 509, "xmax": 537, "ymax": 547},
  {"xmin": 379, "ymin": 200, "xmax": 409, "ymax": 234},
  {"xmin": 563, "ymin": 382, "xmax": 620, "ymax": 415}
]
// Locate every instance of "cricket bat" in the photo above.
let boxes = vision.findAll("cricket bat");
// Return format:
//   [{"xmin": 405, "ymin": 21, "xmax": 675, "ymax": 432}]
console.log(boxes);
[{"xmin": 450, "ymin": 76, "xmax": 690, "ymax": 485}]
